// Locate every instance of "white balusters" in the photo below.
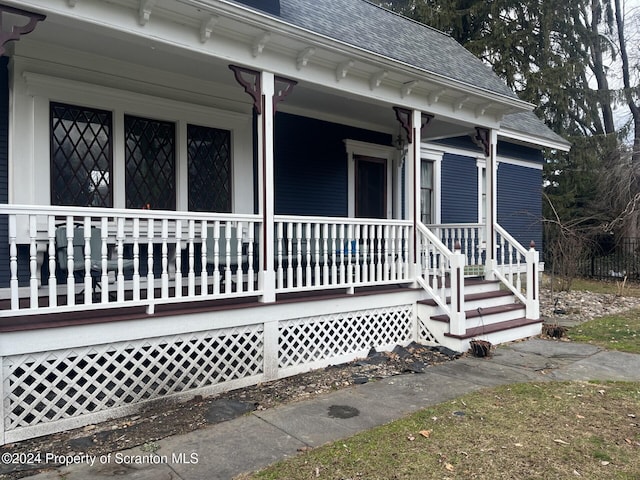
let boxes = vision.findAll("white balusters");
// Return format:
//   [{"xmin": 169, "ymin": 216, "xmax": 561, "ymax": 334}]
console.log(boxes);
[
  {"xmin": 224, "ymin": 221, "xmax": 232, "ymax": 293},
  {"xmin": 236, "ymin": 222, "xmax": 245, "ymax": 291},
  {"xmin": 200, "ymin": 221, "xmax": 208, "ymax": 296},
  {"xmin": 7, "ymin": 215, "xmax": 20, "ymax": 311},
  {"xmin": 304, "ymin": 223, "xmax": 312, "ymax": 287},
  {"xmin": 276, "ymin": 222, "xmax": 283, "ymax": 289},
  {"xmin": 65, "ymin": 216, "xmax": 75, "ymax": 306},
  {"xmin": 47, "ymin": 217, "xmax": 57, "ymax": 307},
  {"xmin": 175, "ymin": 219, "xmax": 182, "ymax": 298},
  {"xmin": 146, "ymin": 218, "xmax": 155, "ymax": 307},
  {"xmin": 188, "ymin": 219, "xmax": 195, "ymax": 297},
  {"xmin": 247, "ymin": 221, "xmax": 255, "ymax": 292},
  {"xmin": 212, "ymin": 220, "xmax": 221, "ymax": 295},
  {"xmin": 161, "ymin": 219, "xmax": 169, "ymax": 299},
  {"xmin": 83, "ymin": 217, "xmax": 92, "ymax": 305},
  {"xmin": 100, "ymin": 218, "xmax": 109, "ymax": 304},
  {"xmin": 29, "ymin": 215, "xmax": 39, "ymax": 308},
  {"xmin": 133, "ymin": 218, "xmax": 140, "ymax": 301},
  {"xmin": 117, "ymin": 217, "xmax": 126, "ymax": 302}
]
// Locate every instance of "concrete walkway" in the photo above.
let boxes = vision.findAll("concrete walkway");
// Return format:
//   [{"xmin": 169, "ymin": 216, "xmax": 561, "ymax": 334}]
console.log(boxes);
[{"xmin": 24, "ymin": 338, "xmax": 640, "ymax": 480}]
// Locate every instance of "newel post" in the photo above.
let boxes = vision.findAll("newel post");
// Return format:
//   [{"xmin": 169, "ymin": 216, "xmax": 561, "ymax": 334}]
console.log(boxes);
[
  {"xmin": 449, "ymin": 241, "xmax": 467, "ymax": 336},
  {"xmin": 526, "ymin": 240, "xmax": 540, "ymax": 319}
]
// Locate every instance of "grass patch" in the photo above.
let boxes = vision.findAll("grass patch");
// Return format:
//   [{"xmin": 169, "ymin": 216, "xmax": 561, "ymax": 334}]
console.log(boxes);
[
  {"xmin": 238, "ymin": 382, "xmax": 640, "ymax": 480},
  {"xmin": 569, "ymin": 309, "xmax": 640, "ymax": 354}
]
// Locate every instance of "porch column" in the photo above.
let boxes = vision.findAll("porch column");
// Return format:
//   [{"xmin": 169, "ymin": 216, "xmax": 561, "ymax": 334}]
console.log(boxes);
[
  {"xmin": 258, "ymin": 71, "xmax": 276, "ymax": 303},
  {"xmin": 410, "ymin": 109, "xmax": 422, "ymax": 279},
  {"xmin": 230, "ymin": 66, "xmax": 296, "ymax": 303},
  {"xmin": 394, "ymin": 107, "xmax": 433, "ymax": 283},
  {"xmin": 476, "ymin": 127, "xmax": 498, "ymax": 280}
]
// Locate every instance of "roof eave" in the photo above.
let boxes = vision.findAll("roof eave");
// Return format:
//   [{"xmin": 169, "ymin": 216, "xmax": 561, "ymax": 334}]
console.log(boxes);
[
  {"xmin": 185, "ymin": 0, "xmax": 532, "ymax": 115},
  {"xmin": 499, "ymin": 128, "xmax": 571, "ymax": 152}
]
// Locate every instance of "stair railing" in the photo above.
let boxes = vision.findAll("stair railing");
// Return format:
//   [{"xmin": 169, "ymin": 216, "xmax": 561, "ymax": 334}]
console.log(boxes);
[
  {"xmin": 416, "ymin": 222, "xmax": 466, "ymax": 335},
  {"xmin": 494, "ymin": 223, "xmax": 540, "ymax": 319}
]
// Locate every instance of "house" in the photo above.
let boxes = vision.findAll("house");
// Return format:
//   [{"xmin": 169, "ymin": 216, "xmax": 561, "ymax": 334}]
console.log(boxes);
[{"xmin": 0, "ymin": 0, "xmax": 570, "ymax": 444}]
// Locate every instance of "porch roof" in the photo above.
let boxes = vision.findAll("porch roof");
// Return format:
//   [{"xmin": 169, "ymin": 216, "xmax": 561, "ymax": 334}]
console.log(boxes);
[
  {"xmin": 500, "ymin": 111, "xmax": 572, "ymax": 151},
  {"xmin": 231, "ymin": 0, "xmax": 522, "ymax": 102}
]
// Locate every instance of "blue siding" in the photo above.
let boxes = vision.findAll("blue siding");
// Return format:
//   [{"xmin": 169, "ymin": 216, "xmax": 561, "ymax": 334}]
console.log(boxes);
[
  {"xmin": 441, "ymin": 153, "xmax": 478, "ymax": 223},
  {"xmin": 434, "ymin": 136, "xmax": 544, "ymax": 165},
  {"xmin": 497, "ymin": 163, "xmax": 542, "ymax": 250},
  {"xmin": 274, "ymin": 112, "xmax": 391, "ymax": 216},
  {"xmin": 497, "ymin": 142, "xmax": 543, "ymax": 164},
  {"xmin": 433, "ymin": 136, "xmax": 483, "ymax": 153},
  {"xmin": 0, "ymin": 57, "xmax": 7, "ymax": 287}
]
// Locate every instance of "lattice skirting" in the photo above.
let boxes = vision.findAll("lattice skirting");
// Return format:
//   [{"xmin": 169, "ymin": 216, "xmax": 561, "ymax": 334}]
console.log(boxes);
[
  {"xmin": 1, "ymin": 304, "xmax": 417, "ymax": 443},
  {"xmin": 279, "ymin": 305, "xmax": 414, "ymax": 369},
  {"xmin": 3, "ymin": 325, "xmax": 264, "ymax": 442},
  {"xmin": 417, "ymin": 317, "xmax": 440, "ymax": 345}
]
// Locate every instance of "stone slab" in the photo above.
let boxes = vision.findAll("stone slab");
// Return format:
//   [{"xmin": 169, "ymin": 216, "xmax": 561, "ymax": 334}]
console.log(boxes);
[
  {"xmin": 505, "ymin": 338, "xmax": 601, "ymax": 359},
  {"xmin": 429, "ymin": 356, "xmax": 546, "ymax": 386},
  {"xmin": 548, "ymin": 350, "xmax": 640, "ymax": 382}
]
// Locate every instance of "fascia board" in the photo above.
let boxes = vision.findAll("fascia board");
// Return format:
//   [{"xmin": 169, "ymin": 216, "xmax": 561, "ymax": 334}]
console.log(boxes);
[{"xmin": 499, "ymin": 128, "xmax": 571, "ymax": 152}]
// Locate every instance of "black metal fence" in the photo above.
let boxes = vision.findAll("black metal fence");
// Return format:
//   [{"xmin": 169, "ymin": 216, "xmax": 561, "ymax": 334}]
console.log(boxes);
[{"xmin": 578, "ymin": 237, "xmax": 640, "ymax": 280}]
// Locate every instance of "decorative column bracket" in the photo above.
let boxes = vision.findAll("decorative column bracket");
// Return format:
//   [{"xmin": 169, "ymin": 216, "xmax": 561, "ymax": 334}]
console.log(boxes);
[
  {"xmin": 393, "ymin": 106, "xmax": 433, "ymax": 144},
  {"xmin": 273, "ymin": 76, "xmax": 297, "ymax": 111},
  {"xmin": 0, "ymin": 5, "xmax": 46, "ymax": 57},
  {"xmin": 229, "ymin": 65, "xmax": 262, "ymax": 114},
  {"xmin": 229, "ymin": 65, "xmax": 296, "ymax": 114},
  {"xmin": 473, "ymin": 127, "xmax": 490, "ymax": 156}
]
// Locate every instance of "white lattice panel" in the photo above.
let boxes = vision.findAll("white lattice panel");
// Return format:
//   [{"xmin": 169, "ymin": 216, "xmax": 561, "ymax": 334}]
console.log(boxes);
[
  {"xmin": 417, "ymin": 317, "xmax": 440, "ymax": 345},
  {"xmin": 278, "ymin": 305, "xmax": 413, "ymax": 368},
  {"xmin": 3, "ymin": 325, "xmax": 263, "ymax": 431}
]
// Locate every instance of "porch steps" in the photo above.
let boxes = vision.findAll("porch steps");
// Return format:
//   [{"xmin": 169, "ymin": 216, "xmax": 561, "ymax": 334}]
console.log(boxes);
[{"xmin": 416, "ymin": 278, "xmax": 542, "ymax": 353}]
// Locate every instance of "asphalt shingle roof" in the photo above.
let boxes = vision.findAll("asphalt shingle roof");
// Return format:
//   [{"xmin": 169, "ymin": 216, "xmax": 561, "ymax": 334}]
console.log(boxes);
[
  {"xmin": 230, "ymin": 0, "xmax": 570, "ymax": 149},
  {"xmin": 502, "ymin": 111, "xmax": 571, "ymax": 147},
  {"xmin": 277, "ymin": 0, "xmax": 519, "ymax": 99}
]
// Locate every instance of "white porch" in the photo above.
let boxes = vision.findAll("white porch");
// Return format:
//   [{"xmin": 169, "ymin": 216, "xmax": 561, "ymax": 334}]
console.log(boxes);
[
  {"xmin": 0, "ymin": 0, "xmax": 545, "ymax": 446},
  {"xmin": 0, "ymin": 204, "xmax": 541, "ymax": 445}
]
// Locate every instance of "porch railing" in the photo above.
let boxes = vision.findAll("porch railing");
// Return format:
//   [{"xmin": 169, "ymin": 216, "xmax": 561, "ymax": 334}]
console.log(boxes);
[
  {"xmin": 0, "ymin": 206, "xmax": 416, "ymax": 317},
  {"xmin": 274, "ymin": 215, "xmax": 412, "ymax": 293},
  {"xmin": 428, "ymin": 223, "xmax": 485, "ymax": 276},
  {"xmin": 415, "ymin": 222, "xmax": 466, "ymax": 335},
  {"xmin": 495, "ymin": 224, "xmax": 540, "ymax": 318},
  {"xmin": 1, "ymin": 205, "xmax": 262, "ymax": 316}
]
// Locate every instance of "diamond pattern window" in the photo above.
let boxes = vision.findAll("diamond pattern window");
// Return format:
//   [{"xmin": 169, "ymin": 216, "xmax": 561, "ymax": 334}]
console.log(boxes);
[
  {"xmin": 187, "ymin": 124, "xmax": 232, "ymax": 212},
  {"xmin": 125, "ymin": 115, "xmax": 176, "ymax": 210},
  {"xmin": 50, "ymin": 103, "xmax": 113, "ymax": 207}
]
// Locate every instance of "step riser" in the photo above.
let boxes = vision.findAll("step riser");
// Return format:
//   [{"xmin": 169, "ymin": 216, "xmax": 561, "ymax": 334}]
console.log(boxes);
[
  {"xmin": 465, "ymin": 309, "xmax": 526, "ymax": 329},
  {"xmin": 418, "ymin": 319, "xmax": 542, "ymax": 353},
  {"xmin": 455, "ymin": 323, "xmax": 542, "ymax": 353},
  {"xmin": 463, "ymin": 282, "xmax": 502, "ymax": 295},
  {"xmin": 426, "ymin": 281, "xmax": 501, "ymax": 298},
  {"xmin": 416, "ymin": 301, "xmax": 523, "ymax": 324}
]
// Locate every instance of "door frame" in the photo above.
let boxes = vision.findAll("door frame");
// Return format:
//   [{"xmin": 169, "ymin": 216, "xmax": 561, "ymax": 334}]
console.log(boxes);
[{"xmin": 344, "ymin": 139, "xmax": 395, "ymax": 219}]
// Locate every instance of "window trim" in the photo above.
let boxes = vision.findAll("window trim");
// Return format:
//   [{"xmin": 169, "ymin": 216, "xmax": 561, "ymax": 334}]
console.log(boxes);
[{"xmin": 344, "ymin": 139, "xmax": 395, "ymax": 219}]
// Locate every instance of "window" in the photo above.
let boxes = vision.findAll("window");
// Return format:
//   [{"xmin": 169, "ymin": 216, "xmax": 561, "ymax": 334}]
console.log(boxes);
[
  {"xmin": 124, "ymin": 115, "xmax": 176, "ymax": 210},
  {"xmin": 50, "ymin": 103, "xmax": 113, "ymax": 207},
  {"xmin": 187, "ymin": 124, "xmax": 231, "ymax": 212},
  {"xmin": 421, "ymin": 160, "xmax": 434, "ymax": 224},
  {"xmin": 48, "ymin": 100, "xmax": 234, "ymax": 212}
]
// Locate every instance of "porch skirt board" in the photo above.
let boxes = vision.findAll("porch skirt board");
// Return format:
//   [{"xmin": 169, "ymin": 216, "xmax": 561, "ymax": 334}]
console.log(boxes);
[{"xmin": 0, "ymin": 302, "xmax": 414, "ymax": 444}]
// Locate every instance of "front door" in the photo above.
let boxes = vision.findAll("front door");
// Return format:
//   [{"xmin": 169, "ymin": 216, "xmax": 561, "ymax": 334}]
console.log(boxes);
[{"xmin": 355, "ymin": 155, "xmax": 386, "ymax": 218}]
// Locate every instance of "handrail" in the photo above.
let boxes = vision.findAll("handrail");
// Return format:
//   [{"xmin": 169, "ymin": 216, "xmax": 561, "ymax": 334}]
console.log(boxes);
[
  {"xmin": 494, "ymin": 223, "xmax": 539, "ymax": 318},
  {"xmin": 416, "ymin": 222, "xmax": 466, "ymax": 335}
]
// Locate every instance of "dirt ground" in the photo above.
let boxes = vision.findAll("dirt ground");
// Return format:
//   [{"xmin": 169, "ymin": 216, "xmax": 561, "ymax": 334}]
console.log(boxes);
[{"xmin": 0, "ymin": 342, "xmax": 459, "ymax": 480}]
